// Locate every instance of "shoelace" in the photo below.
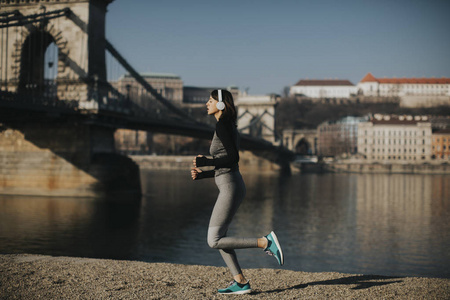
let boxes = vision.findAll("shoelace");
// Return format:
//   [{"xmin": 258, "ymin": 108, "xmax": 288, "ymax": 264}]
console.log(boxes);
[
  {"xmin": 265, "ymin": 250, "xmax": 274, "ymax": 256},
  {"xmin": 227, "ymin": 280, "xmax": 236, "ymax": 287}
]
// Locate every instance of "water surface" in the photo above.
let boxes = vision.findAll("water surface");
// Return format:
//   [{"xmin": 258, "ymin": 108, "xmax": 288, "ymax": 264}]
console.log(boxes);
[{"xmin": 0, "ymin": 170, "xmax": 449, "ymax": 278}]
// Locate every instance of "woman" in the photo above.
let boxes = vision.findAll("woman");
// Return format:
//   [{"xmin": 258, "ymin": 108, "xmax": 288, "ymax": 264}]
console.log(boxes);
[{"xmin": 191, "ymin": 89, "xmax": 284, "ymax": 295}]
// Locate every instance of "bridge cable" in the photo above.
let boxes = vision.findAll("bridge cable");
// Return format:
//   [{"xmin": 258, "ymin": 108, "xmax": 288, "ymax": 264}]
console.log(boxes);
[
  {"xmin": 1, "ymin": 26, "xmax": 3, "ymax": 89},
  {"xmin": 4, "ymin": 24, "xmax": 8, "ymax": 91},
  {"xmin": 104, "ymin": 40, "xmax": 204, "ymax": 126}
]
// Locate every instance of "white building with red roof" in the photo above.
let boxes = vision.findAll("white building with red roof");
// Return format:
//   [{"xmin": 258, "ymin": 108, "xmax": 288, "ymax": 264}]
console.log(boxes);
[
  {"xmin": 357, "ymin": 73, "xmax": 450, "ymax": 107},
  {"xmin": 289, "ymin": 79, "xmax": 357, "ymax": 98}
]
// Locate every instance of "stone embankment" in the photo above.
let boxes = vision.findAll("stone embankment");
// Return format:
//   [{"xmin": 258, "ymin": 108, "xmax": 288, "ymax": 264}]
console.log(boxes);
[
  {"xmin": 1, "ymin": 254, "xmax": 449, "ymax": 299},
  {"xmin": 324, "ymin": 161, "xmax": 450, "ymax": 174},
  {"xmin": 130, "ymin": 152, "xmax": 282, "ymax": 173}
]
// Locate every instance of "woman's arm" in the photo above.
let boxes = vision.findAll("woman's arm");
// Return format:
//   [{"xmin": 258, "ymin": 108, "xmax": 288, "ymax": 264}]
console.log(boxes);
[
  {"xmin": 196, "ymin": 169, "xmax": 215, "ymax": 180},
  {"xmin": 196, "ymin": 120, "xmax": 239, "ymax": 168},
  {"xmin": 191, "ymin": 168, "xmax": 214, "ymax": 180}
]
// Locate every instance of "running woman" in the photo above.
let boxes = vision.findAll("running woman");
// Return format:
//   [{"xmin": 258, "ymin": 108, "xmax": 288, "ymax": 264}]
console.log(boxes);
[{"xmin": 191, "ymin": 89, "xmax": 284, "ymax": 295}]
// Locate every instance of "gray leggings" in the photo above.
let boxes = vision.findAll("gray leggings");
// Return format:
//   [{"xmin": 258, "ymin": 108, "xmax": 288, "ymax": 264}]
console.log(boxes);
[{"xmin": 207, "ymin": 171, "xmax": 259, "ymax": 276}]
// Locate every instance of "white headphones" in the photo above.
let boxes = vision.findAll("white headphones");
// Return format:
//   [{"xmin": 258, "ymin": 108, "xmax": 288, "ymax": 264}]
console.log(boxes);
[{"xmin": 216, "ymin": 89, "xmax": 225, "ymax": 111}]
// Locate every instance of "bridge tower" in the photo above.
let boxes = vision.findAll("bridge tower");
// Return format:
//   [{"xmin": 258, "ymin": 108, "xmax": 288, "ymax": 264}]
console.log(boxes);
[
  {"xmin": 0, "ymin": 0, "xmax": 141, "ymax": 197},
  {"xmin": 236, "ymin": 94, "xmax": 279, "ymax": 144},
  {"xmin": 1, "ymin": 0, "xmax": 112, "ymax": 107},
  {"xmin": 1, "ymin": 0, "xmax": 112, "ymax": 105}
]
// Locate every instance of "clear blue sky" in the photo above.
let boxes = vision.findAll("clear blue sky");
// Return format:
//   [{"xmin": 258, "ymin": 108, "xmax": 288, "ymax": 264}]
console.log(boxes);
[{"xmin": 106, "ymin": 0, "xmax": 450, "ymax": 95}]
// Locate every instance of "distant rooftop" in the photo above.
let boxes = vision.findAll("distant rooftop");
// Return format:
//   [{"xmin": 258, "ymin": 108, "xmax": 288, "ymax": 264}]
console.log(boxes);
[
  {"xmin": 360, "ymin": 73, "xmax": 450, "ymax": 84},
  {"xmin": 294, "ymin": 79, "xmax": 355, "ymax": 86}
]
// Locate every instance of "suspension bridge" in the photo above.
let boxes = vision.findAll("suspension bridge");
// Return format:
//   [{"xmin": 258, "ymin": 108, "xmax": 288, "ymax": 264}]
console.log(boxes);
[{"xmin": 0, "ymin": 0, "xmax": 294, "ymax": 197}]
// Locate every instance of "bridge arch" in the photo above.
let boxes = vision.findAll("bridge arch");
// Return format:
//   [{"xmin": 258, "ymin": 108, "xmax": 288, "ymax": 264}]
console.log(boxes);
[
  {"xmin": 282, "ymin": 129, "xmax": 318, "ymax": 155},
  {"xmin": 19, "ymin": 29, "xmax": 56, "ymax": 96},
  {"xmin": 295, "ymin": 138, "xmax": 311, "ymax": 155}
]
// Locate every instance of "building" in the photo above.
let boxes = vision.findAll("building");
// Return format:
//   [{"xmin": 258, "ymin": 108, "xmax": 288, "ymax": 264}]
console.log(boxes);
[
  {"xmin": 357, "ymin": 115, "xmax": 432, "ymax": 163},
  {"xmin": 317, "ymin": 116, "xmax": 369, "ymax": 156},
  {"xmin": 183, "ymin": 86, "xmax": 239, "ymax": 105},
  {"xmin": 114, "ymin": 129, "xmax": 152, "ymax": 154},
  {"xmin": 432, "ymin": 130, "xmax": 450, "ymax": 160},
  {"xmin": 289, "ymin": 79, "xmax": 357, "ymax": 99},
  {"xmin": 357, "ymin": 73, "xmax": 450, "ymax": 107},
  {"xmin": 114, "ymin": 73, "xmax": 183, "ymax": 106},
  {"xmin": 112, "ymin": 72, "xmax": 183, "ymax": 154}
]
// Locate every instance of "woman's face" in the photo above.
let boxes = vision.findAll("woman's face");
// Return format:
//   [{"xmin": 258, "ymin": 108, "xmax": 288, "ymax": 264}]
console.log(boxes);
[{"xmin": 206, "ymin": 96, "xmax": 220, "ymax": 115}]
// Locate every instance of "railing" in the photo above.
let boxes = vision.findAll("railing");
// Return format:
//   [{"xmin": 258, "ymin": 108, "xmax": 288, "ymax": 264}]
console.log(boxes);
[{"xmin": 0, "ymin": 90, "xmax": 78, "ymax": 110}]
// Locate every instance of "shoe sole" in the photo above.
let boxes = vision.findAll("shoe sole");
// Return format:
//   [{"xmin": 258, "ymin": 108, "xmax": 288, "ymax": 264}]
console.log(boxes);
[
  {"xmin": 219, "ymin": 289, "xmax": 252, "ymax": 295},
  {"xmin": 269, "ymin": 231, "xmax": 284, "ymax": 266}
]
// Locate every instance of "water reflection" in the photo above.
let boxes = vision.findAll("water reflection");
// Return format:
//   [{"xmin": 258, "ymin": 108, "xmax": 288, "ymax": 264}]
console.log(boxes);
[
  {"xmin": 0, "ymin": 195, "xmax": 141, "ymax": 259},
  {"xmin": 355, "ymin": 175, "xmax": 450, "ymax": 277},
  {"xmin": 0, "ymin": 171, "xmax": 448, "ymax": 278}
]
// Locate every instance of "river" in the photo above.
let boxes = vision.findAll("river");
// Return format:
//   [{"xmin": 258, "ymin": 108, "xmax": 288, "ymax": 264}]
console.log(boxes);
[{"xmin": 0, "ymin": 170, "xmax": 449, "ymax": 278}]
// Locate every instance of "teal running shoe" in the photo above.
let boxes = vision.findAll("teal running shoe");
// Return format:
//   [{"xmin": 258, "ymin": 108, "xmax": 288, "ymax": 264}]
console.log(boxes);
[
  {"xmin": 217, "ymin": 280, "xmax": 251, "ymax": 295},
  {"xmin": 264, "ymin": 231, "xmax": 284, "ymax": 266}
]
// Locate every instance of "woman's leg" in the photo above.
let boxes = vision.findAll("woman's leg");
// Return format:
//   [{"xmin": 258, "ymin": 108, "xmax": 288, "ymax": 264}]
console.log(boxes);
[{"xmin": 208, "ymin": 172, "xmax": 258, "ymax": 277}]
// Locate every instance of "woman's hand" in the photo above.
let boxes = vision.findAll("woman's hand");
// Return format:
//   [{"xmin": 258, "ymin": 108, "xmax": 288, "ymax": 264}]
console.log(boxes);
[
  {"xmin": 193, "ymin": 155, "xmax": 205, "ymax": 167},
  {"xmin": 191, "ymin": 167, "xmax": 202, "ymax": 180}
]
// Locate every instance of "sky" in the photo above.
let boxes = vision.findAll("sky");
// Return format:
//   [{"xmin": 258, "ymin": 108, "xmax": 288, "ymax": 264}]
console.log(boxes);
[{"xmin": 105, "ymin": 0, "xmax": 450, "ymax": 95}]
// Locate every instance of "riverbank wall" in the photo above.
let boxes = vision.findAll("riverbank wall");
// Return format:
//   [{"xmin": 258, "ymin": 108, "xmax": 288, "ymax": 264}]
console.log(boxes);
[
  {"xmin": 0, "ymin": 126, "xmax": 140, "ymax": 197},
  {"xmin": 323, "ymin": 161, "xmax": 450, "ymax": 174},
  {"xmin": 130, "ymin": 151, "xmax": 282, "ymax": 173},
  {"xmin": 130, "ymin": 154, "xmax": 450, "ymax": 175}
]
